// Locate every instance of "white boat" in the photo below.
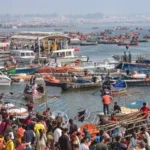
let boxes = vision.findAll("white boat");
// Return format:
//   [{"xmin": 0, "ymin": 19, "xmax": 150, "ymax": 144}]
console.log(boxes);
[
  {"xmin": 39, "ymin": 49, "xmax": 89, "ymax": 63},
  {"xmin": 0, "ymin": 72, "xmax": 12, "ymax": 86},
  {"xmin": 96, "ymin": 61, "xmax": 115, "ymax": 70},
  {"xmin": 2, "ymin": 103, "xmax": 28, "ymax": 119},
  {"xmin": 70, "ymin": 38, "xmax": 81, "ymax": 45},
  {"xmin": 11, "ymin": 50, "xmax": 35, "ymax": 63},
  {"xmin": 103, "ymin": 57, "xmax": 120, "ymax": 67}
]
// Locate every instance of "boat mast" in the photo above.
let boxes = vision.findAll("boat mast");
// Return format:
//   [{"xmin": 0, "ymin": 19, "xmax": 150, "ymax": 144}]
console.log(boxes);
[{"xmin": 38, "ymin": 37, "xmax": 41, "ymax": 57}]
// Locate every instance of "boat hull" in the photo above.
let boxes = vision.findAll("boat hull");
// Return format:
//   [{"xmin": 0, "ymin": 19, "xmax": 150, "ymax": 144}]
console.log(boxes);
[
  {"xmin": 80, "ymin": 43, "xmax": 98, "ymax": 46},
  {"xmin": 118, "ymin": 42, "xmax": 138, "ymax": 46},
  {"xmin": 2, "ymin": 67, "xmax": 16, "ymax": 75},
  {"xmin": 111, "ymin": 78, "xmax": 150, "ymax": 86},
  {"xmin": 60, "ymin": 82, "xmax": 102, "ymax": 91},
  {"xmin": 45, "ymin": 80, "xmax": 65, "ymax": 87},
  {"xmin": 0, "ymin": 80, "xmax": 11, "ymax": 86},
  {"xmin": 35, "ymin": 66, "xmax": 81, "ymax": 73},
  {"xmin": 16, "ymin": 66, "xmax": 40, "ymax": 74},
  {"xmin": 116, "ymin": 62, "xmax": 150, "ymax": 73},
  {"xmin": 24, "ymin": 93, "xmax": 45, "ymax": 101},
  {"xmin": 125, "ymin": 80, "xmax": 150, "ymax": 86}
]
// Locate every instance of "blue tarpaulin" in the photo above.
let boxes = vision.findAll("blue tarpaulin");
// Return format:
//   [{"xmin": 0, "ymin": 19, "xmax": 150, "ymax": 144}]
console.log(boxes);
[
  {"xmin": 126, "ymin": 100, "xmax": 144, "ymax": 109},
  {"xmin": 112, "ymin": 79, "xmax": 127, "ymax": 90}
]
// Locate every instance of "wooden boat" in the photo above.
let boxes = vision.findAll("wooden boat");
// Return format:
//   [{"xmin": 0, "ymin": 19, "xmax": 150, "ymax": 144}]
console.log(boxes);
[
  {"xmin": 45, "ymin": 80, "xmax": 65, "ymax": 87},
  {"xmin": 125, "ymin": 79, "xmax": 150, "ymax": 86},
  {"xmin": 55, "ymin": 28, "xmax": 63, "ymax": 31},
  {"xmin": 2, "ymin": 67, "xmax": 16, "ymax": 74},
  {"xmin": 79, "ymin": 124, "xmax": 99, "ymax": 136},
  {"xmin": 136, "ymin": 59, "xmax": 150, "ymax": 64},
  {"xmin": 42, "ymin": 73, "xmax": 65, "ymax": 87},
  {"xmin": 24, "ymin": 90, "xmax": 45, "ymax": 101},
  {"xmin": 35, "ymin": 65, "xmax": 80, "ymax": 74},
  {"xmin": 16, "ymin": 65, "xmax": 40, "ymax": 74},
  {"xmin": 24, "ymin": 78, "xmax": 46, "ymax": 101},
  {"xmin": 11, "ymin": 74, "xmax": 32, "ymax": 82},
  {"xmin": 99, "ymin": 99, "xmax": 143, "ymax": 118},
  {"xmin": 60, "ymin": 81, "xmax": 101, "ymax": 91},
  {"xmin": 2, "ymin": 103, "xmax": 28, "ymax": 119},
  {"xmin": 73, "ymin": 47, "xmax": 80, "ymax": 51},
  {"xmin": 80, "ymin": 41, "xmax": 98, "ymax": 46},
  {"xmin": 116, "ymin": 62, "xmax": 150, "ymax": 73},
  {"xmin": 138, "ymin": 39, "xmax": 149, "ymax": 43},
  {"xmin": 118, "ymin": 41, "xmax": 138, "ymax": 46},
  {"xmin": 102, "ymin": 79, "xmax": 127, "ymax": 97},
  {"xmin": 122, "ymin": 73, "xmax": 146, "ymax": 79},
  {"xmin": 98, "ymin": 41, "xmax": 118, "ymax": 44},
  {"xmin": 111, "ymin": 76, "xmax": 150, "ymax": 86},
  {"xmin": 113, "ymin": 73, "xmax": 146, "ymax": 80},
  {"xmin": 86, "ymin": 39, "xmax": 97, "ymax": 43}
]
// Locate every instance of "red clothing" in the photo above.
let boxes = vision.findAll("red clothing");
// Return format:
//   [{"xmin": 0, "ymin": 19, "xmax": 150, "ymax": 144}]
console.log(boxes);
[
  {"xmin": 140, "ymin": 106, "xmax": 150, "ymax": 117},
  {"xmin": 2, "ymin": 112, "xmax": 8, "ymax": 120},
  {"xmin": 110, "ymin": 117, "xmax": 119, "ymax": 122},
  {"xmin": 17, "ymin": 127, "xmax": 25, "ymax": 137},
  {"xmin": 23, "ymin": 118, "xmax": 32, "ymax": 125},
  {"xmin": 16, "ymin": 143, "xmax": 26, "ymax": 150},
  {"xmin": 0, "ymin": 121, "xmax": 7, "ymax": 134},
  {"xmin": 102, "ymin": 95, "xmax": 111, "ymax": 104},
  {"xmin": 26, "ymin": 104, "xmax": 33, "ymax": 112}
]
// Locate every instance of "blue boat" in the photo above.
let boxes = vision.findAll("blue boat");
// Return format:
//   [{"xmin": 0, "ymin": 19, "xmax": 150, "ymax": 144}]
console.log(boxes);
[
  {"xmin": 116, "ymin": 62, "xmax": 150, "ymax": 73},
  {"xmin": 16, "ymin": 66, "xmax": 40, "ymax": 74},
  {"xmin": 112, "ymin": 79, "xmax": 127, "ymax": 91}
]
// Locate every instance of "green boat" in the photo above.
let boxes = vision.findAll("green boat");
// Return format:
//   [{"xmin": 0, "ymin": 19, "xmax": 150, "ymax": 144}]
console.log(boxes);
[{"xmin": 2, "ymin": 67, "xmax": 16, "ymax": 75}]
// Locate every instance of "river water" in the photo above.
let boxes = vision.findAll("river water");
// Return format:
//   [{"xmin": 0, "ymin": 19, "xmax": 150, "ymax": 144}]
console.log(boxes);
[{"xmin": 1, "ymin": 23, "xmax": 150, "ymax": 125}]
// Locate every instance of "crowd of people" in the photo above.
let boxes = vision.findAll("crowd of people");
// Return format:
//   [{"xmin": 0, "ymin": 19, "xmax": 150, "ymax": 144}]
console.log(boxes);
[
  {"xmin": 0, "ymin": 94, "xmax": 149, "ymax": 150},
  {"xmin": 0, "ymin": 92, "xmax": 149, "ymax": 150}
]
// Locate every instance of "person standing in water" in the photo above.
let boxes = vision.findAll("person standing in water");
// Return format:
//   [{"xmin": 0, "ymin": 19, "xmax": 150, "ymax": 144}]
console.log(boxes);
[
  {"xmin": 128, "ymin": 51, "xmax": 132, "ymax": 63},
  {"xmin": 123, "ymin": 51, "xmax": 127, "ymax": 62}
]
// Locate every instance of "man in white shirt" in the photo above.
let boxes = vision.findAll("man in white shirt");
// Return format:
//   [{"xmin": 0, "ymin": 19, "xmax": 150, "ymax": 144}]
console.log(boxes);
[{"xmin": 54, "ymin": 122, "xmax": 62, "ymax": 144}]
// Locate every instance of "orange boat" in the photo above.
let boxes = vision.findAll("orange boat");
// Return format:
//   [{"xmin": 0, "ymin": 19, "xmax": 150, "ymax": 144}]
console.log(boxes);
[
  {"xmin": 43, "ymin": 74, "xmax": 60, "ymax": 83},
  {"xmin": 74, "ymin": 47, "xmax": 80, "ymax": 51},
  {"xmin": 118, "ymin": 41, "xmax": 139, "ymax": 46},
  {"xmin": 79, "ymin": 124, "xmax": 99, "ymax": 137},
  {"xmin": 42, "ymin": 73, "xmax": 66, "ymax": 87},
  {"xmin": 35, "ymin": 65, "xmax": 80, "ymax": 73}
]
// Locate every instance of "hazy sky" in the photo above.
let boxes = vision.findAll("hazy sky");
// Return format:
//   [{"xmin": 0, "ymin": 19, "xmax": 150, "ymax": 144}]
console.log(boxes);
[{"xmin": 0, "ymin": 0, "xmax": 149, "ymax": 15}]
